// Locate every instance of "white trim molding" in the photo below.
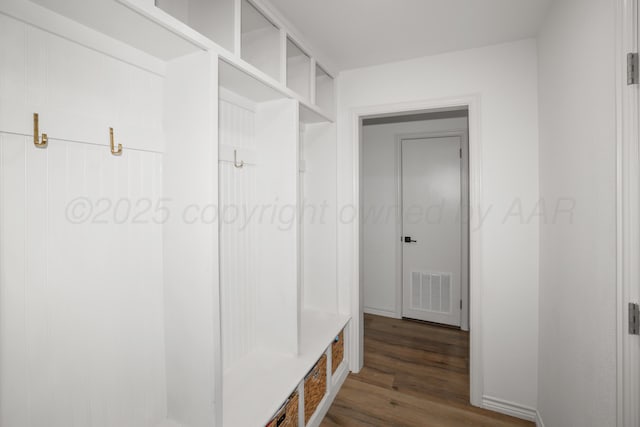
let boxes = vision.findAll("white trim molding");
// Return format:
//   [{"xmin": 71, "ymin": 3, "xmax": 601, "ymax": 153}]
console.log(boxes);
[
  {"xmin": 481, "ymin": 396, "xmax": 537, "ymax": 422},
  {"xmin": 348, "ymin": 94, "xmax": 484, "ymax": 407},
  {"xmin": 363, "ymin": 307, "xmax": 400, "ymax": 319},
  {"xmin": 536, "ymin": 410, "xmax": 546, "ymax": 427},
  {"xmin": 616, "ymin": 0, "xmax": 640, "ymax": 426}
]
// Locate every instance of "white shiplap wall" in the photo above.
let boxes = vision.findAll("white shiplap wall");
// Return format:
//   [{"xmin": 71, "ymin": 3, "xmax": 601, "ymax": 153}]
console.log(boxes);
[
  {"xmin": 0, "ymin": 135, "xmax": 165, "ymax": 427},
  {"xmin": 0, "ymin": 13, "xmax": 167, "ymax": 427},
  {"xmin": 219, "ymin": 97, "xmax": 257, "ymax": 371}
]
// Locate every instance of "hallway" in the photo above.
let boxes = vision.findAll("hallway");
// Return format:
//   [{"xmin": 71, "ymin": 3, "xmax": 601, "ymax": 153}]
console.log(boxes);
[{"xmin": 321, "ymin": 314, "xmax": 533, "ymax": 426}]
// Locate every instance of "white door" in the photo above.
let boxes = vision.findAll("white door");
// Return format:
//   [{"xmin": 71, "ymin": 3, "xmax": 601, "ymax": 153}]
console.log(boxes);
[{"xmin": 401, "ymin": 136, "xmax": 462, "ymax": 326}]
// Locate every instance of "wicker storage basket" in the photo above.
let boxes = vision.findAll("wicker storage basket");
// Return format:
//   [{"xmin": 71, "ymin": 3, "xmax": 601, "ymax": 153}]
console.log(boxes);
[
  {"xmin": 304, "ymin": 354, "xmax": 327, "ymax": 424},
  {"xmin": 331, "ymin": 330, "xmax": 344, "ymax": 374},
  {"xmin": 266, "ymin": 391, "xmax": 299, "ymax": 427}
]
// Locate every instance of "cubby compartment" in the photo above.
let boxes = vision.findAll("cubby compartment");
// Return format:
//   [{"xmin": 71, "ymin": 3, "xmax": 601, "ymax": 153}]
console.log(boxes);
[
  {"xmin": 287, "ymin": 37, "xmax": 311, "ymax": 100},
  {"xmin": 218, "ymin": 61, "xmax": 299, "ymax": 366},
  {"xmin": 267, "ymin": 391, "xmax": 299, "ymax": 427},
  {"xmin": 219, "ymin": 59, "xmax": 300, "ymax": 426},
  {"xmin": 155, "ymin": 0, "xmax": 235, "ymax": 52},
  {"xmin": 315, "ymin": 64, "xmax": 335, "ymax": 114},
  {"xmin": 332, "ymin": 331, "xmax": 345, "ymax": 375},
  {"xmin": 241, "ymin": 0, "xmax": 281, "ymax": 81},
  {"xmin": 304, "ymin": 354, "xmax": 328, "ymax": 424},
  {"xmin": 219, "ymin": 65, "xmax": 347, "ymax": 427}
]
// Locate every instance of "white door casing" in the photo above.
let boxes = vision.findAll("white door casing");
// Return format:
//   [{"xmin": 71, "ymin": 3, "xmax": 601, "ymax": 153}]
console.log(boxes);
[
  {"xmin": 401, "ymin": 136, "xmax": 462, "ymax": 326},
  {"xmin": 617, "ymin": 0, "xmax": 640, "ymax": 425}
]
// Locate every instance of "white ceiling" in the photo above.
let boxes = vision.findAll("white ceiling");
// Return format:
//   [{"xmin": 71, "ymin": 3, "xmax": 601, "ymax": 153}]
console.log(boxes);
[{"xmin": 268, "ymin": 0, "xmax": 553, "ymax": 71}]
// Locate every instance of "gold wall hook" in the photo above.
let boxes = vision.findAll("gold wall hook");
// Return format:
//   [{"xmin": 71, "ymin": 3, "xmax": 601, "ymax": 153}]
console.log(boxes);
[
  {"xmin": 109, "ymin": 127, "xmax": 122, "ymax": 155},
  {"xmin": 33, "ymin": 113, "xmax": 48, "ymax": 147},
  {"xmin": 233, "ymin": 149, "xmax": 244, "ymax": 168}
]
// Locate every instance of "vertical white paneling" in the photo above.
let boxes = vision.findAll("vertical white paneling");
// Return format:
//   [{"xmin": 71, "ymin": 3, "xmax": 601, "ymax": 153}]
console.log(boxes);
[
  {"xmin": 0, "ymin": 136, "xmax": 166, "ymax": 427},
  {"xmin": 0, "ymin": 14, "xmax": 27, "ymax": 137},
  {"xmin": 0, "ymin": 14, "xmax": 26, "ymax": 108},
  {"xmin": 0, "ymin": 12, "xmax": 168, "ymax": 427},
  {"xmin": 25, "ymin": 135, "xmax": 53, "ymax": 427},
  {"xmin": 219, "ymin": 99, "xmax": 257, "ymax": 371},
  {"xmin": 0, "ymin": 134, "xmax": 28, "ymax": 426}
]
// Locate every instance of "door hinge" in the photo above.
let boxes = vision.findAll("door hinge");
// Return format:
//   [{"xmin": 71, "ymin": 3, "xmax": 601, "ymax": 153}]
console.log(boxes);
[
  {"xmin": 628, "ymin": 53, "xmax": 638, "ymax": 85},
  {"xmin": 460, "ymin": 300, "xmax": 463, "ymax": 310},
  {"xmin": 629, "ymin": 302, "xmax": 640, "ymax": 335},
  {"xmin": 459, "ymin": 148, "xmax": 462, "ymax": 159}
]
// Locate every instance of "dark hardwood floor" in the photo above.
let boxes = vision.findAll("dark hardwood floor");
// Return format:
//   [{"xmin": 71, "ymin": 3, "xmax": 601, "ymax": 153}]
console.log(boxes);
[{"xmin": 321, "ymin": 314, "xmax": 533, "ymax": 427}]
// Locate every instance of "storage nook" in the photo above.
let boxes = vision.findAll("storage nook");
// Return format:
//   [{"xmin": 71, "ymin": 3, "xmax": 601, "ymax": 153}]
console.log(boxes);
[
  {"xmin": 218, "ymin": 59, "xmax": 349, "ymax": 426},
  {"xmin": 304, "ymin": 354, "xmax": 327, "ymax": 424},
  {"xmin": 267, "ymin": 392, "xmax": 299, "ymax": 427},
  {"xmin": 287, "ymin": 37, "xmax": 312, "ymax": 100},
  {"xmin": 332, "ymin": 331, "xmax": 345, "ymax": 375},
  {"xmin": 314, "ymin": 65, "xmax": 335, "ymax": 115},
  {"xmin": 0, "ymin": 0, "xmax": 348, "ymax": 426},
  {"xmin": 155, "ymin": 0, "xmax": 236, "ymax": 52},
  {"xmin": 241, "ymin": 0, "xmax": 281, "ymax": 80}
]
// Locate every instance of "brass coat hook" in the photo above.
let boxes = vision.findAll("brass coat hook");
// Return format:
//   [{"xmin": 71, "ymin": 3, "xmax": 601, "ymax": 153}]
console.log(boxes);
[
  {"xmin": 33, "ymin": 113, "xmax": 48, "ymax": 147},
  {"xmin": 109, "ymin": 127, "xmax": 122, "ymax": 155},
  {"xmin": 233, "ymin": 149, "xmax": 244, "ymax": 168}
]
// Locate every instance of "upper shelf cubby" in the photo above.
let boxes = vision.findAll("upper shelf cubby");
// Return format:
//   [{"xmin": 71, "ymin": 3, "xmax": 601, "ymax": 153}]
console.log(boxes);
[
  {"xmin": 154, "ymin": 0, "xmax": 235, "ymax": 52},
  {"xmin": 241, "ymin": 0, "xmax": 281, "ymax": 82},
  {"xmin": 287, "ymin": 37, "xmax": 311, "ymax": 101},
  {"xmin": 315, "ymin": 64, "xmax": 335, "ymax": 115}
]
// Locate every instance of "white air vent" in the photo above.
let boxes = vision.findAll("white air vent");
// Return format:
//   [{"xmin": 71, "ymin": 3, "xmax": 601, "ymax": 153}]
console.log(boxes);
[{"xmin": 410, "ymin": 272, "xmax": 452, "ymax": 314}]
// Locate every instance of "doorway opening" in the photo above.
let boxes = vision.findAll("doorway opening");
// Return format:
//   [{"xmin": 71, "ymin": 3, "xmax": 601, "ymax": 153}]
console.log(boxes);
[
  {"xmin": 350, "ymin": 97, "xmax": 485, "ymax": 409},
  {"xmin": 359, "ymin": 107, "xmax": 474, "ymax": 401},
  {"xmin": 361, "ymin": 109, "xmax": 470, "ymax": 329}
]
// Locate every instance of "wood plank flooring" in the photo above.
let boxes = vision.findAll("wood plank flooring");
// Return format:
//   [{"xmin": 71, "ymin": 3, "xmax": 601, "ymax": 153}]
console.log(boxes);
[{"xmin": 320, "ymin": 314, "xmax": 533, "ymax": 427}]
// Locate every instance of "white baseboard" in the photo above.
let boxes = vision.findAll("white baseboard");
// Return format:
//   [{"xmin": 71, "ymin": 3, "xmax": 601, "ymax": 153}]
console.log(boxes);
[
  {"xmin": 482, "ymin": 396, "xmax": 537, "ymax": 422},
  {"xmin": 305, "ymin": 362, "xmax": 349, "ymax": 427},
  {"xmin": 535, "ymin": 410, "xmax": 546, "ymax": 427},
  {"xmin": 363, "ymin": 307, "xmax": 400, "ymax": 319}
]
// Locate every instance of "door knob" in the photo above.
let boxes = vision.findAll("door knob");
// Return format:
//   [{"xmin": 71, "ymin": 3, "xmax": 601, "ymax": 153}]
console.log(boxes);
[{"xmin": 404, "ymin": 236, "xmax": 417, "ymax": 243}]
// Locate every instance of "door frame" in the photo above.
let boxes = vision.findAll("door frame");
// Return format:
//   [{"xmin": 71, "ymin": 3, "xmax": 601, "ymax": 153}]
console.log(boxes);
[
  {"xmin": 394, "ymin": 130, "xmax": 470, "ymax": 329},
  {"xmin": 351, "ymin": 95, "xmax": 483, "ymax": 407},
  {"xmin": 616, "ymin": 0, "xmax": 640, "ymax": 425}
]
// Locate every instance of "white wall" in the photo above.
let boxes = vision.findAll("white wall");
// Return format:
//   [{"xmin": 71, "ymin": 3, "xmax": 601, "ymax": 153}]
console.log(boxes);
[
  {"xmin": 337, "ymin": 39, "xmax": 540, "ymax": 410},
  {"xmin": 362, "ymin": 117, "xmax": 468, "ymax": 317},
  {"xmin": 537, "ymin": 0, "xmax": 617, "ymax": 425}
]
